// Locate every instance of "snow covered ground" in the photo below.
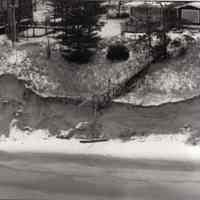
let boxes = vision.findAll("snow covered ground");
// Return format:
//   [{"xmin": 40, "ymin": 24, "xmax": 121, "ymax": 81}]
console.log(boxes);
[
  {"xmin": 114, "ymin": 67, "xmax": 200, "ymax": 106},
  {"xmin": 0, "ymin": 35, "xmax": 64, "ymax": 97},
  {"xmin": 115, "ymin": 31, "xmax": 200, "ymax": 106},
  {"xmin": 0, "ymin": 122, "xmax": 200, "ymax": 162}
]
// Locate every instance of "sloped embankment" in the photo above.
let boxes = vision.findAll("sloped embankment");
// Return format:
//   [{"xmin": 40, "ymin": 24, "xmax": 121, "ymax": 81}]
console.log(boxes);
[
  {"xmin": 0, "ymin": 74, "xmax": 93, "ymax": 136},
  {"xmin": 1, "ymin": 74, "xmax": 200, "ymax": 139}
]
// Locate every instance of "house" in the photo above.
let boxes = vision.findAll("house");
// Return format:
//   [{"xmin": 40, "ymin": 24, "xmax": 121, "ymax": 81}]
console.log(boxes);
[
  {"xmin": 102, "ymin": 0, "xmax": 130, "ymax": 18},
  {"xmin": 0, "ymin": 0, "xmax": 33, "ymax": 33},
  {"xmin": 176, "ymin": 2, "xmax": 200, "ymax": 28},
  {"xmin": 121, "ymin": 1, "xmax": 200, "ymax": 34},
  {"xmin": 121, "ymin": 1, "xmax": 178, "ymax": 34}
]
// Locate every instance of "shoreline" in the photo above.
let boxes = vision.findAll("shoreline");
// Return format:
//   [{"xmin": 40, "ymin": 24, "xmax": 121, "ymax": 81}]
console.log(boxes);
[{"xmin": 0, "ymin": 132, "xmax": 200, "ymax": 163}]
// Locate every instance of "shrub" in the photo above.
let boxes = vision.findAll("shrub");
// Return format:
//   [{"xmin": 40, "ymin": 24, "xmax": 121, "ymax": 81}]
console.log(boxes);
[
  {"xmin": 167, "ymin": 37, "xmax": 187, "ymax": 58},
  {"xmin": 184, "ymin": 125, "xmax": 200, "ymax": 146},
  {"xmin": 121, "ymin": 12, "xmax": 129, "ymax": 18},
  {"xmin": 186, "ymin": 132, "xmax": 200, "ymax": 146},
  {"xmin": 117, "ymin": 12, "xmax": 129, "ymax": 19},
  {"xmin": 183, "ymin": 34, "xmax": 195, "ymax": 44},
  {"xmin": 151, "ymin": 44, "xmax": 169, "ymax": 61},
  {"xmin": 64, "ymin": 50, "xmax": 93, "ymax": 64},
  {"xmin": 151, "ymin": 32, "xmax": 171, "ymax": 61},
  {"xmin": 119, "ymin": 129, "xmax": 136, "ymax": 141},
  {"xmin": 107, "ymin": 44, "xmax": 129, "ymax": 61},
  {"xmin": 170, "ymin": 38, "xmax": 182, "ymax": 47}
]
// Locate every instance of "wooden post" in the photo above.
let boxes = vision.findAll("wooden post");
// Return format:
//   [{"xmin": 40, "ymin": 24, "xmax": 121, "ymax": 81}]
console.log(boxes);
[
  {"xmin": 26, "ymin": 27, "xmax": 28, "ymax": 40},
  {"xmin": 160, "ymin": 3, "xmax": 167, "ymax": 58},
  {"xmin": 8, "ymin": 0, "xmax": 17, "ymax": 47},
  {"xmin": 33, "ymin": 26, "xmax": 36, "ymax": 37},
  {"xmin": 145, "ymin": 6, "xmax": 151, "ymax": 55},
  {"xmin": 34, "ymin": 0, "xmax": 37, "ymax": 11},
  {"xmin": 7, "ymin": 5, "xmax": 11, "ymax": 38},
  {"xmin": 178, "ymin": 8, "xmax": 182, "ymax": 29},
  {"xmin": 107, "ymin": 78, "xmax": 111, "ymax": 103},
  {"xmin": 46, "ymin": 37, "xmax": 51, "ymax": 59},
  {"xmin": 118, "ymin": 0, "xmax": 122, "ymax": 17}
]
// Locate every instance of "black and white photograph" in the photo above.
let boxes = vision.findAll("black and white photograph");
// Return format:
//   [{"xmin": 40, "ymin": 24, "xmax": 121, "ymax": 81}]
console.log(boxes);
[{"xmin": 0, "ymin": 0, "xmax": 200, "ymax": 199}]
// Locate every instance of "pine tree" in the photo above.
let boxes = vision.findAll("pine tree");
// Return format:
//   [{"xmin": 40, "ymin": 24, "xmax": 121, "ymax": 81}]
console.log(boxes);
[{"xmin": 60, "ymin": 0, "xmax": 102, "ymax": 63}]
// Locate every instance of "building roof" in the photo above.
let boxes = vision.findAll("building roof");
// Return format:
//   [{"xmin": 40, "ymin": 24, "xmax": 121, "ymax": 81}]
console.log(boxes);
[
  {"xmin": 175, "ymin": 2, "xmax": 200, "ymax": 9},
  {"xmin": 124, "ymin": 1, "xmax": 172, "ymax": 8}
]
